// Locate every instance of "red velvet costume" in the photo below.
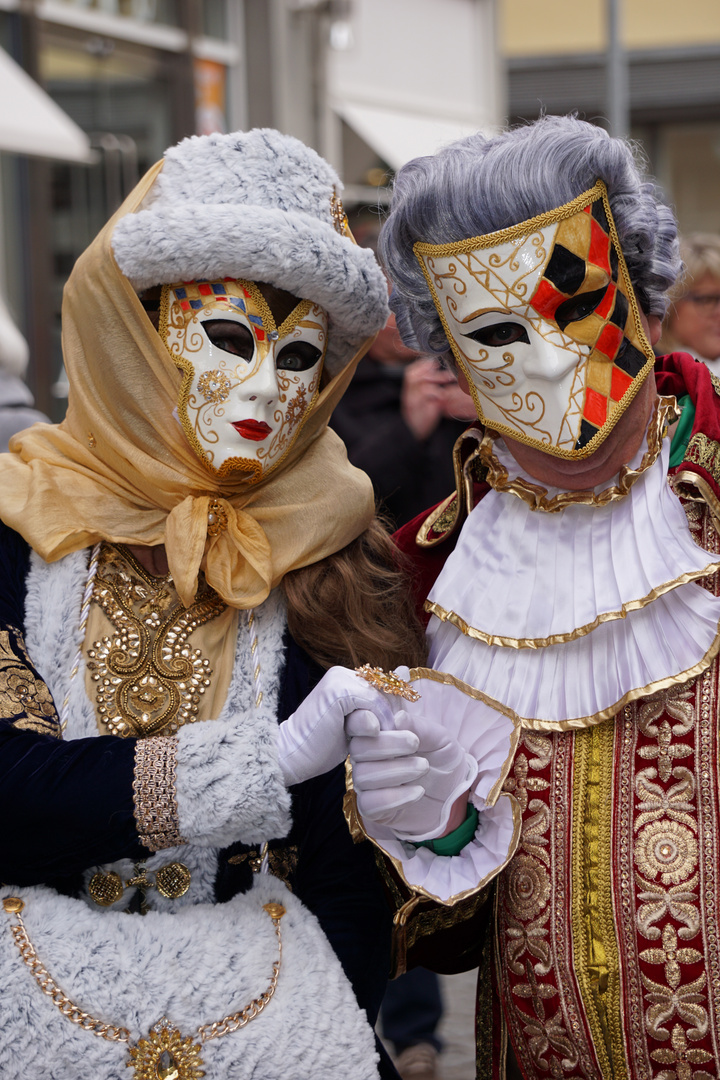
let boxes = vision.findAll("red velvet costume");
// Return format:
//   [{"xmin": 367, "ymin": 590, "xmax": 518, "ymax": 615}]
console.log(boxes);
[{"xmin": 393, "ymin": 353, "xmax": 720, "ymax": 1078}]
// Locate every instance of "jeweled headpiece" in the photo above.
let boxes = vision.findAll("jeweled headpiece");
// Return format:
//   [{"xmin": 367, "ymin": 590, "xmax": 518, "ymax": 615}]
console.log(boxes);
[{"xmin": 414, "ymin": 181, "xmax": 655, "ymax": 458}]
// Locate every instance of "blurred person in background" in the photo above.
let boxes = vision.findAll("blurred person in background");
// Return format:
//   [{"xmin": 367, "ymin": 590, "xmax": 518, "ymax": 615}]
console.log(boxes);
[
  {"xmin": 331, "ymin": 311, "xmax": 476, "ymax": 530},
  {"xmin": 659, "ymin": 232, "xmax": 720, "ymax": 372},
  {"xmin": 0, "ymin": 291, "xmax": 48, "ymax": 451}
]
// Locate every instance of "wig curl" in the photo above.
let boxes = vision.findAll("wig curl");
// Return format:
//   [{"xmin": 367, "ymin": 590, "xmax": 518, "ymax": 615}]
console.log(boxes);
[{"xmin": 379, "ymin": 115, "xmax": 681, "ymax": 363}]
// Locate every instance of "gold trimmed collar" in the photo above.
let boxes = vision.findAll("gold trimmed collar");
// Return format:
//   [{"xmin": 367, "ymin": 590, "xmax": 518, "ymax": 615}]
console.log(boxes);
[{"xmin": 479, "ymin": 395, "xmax": 678, "ymax": 512}]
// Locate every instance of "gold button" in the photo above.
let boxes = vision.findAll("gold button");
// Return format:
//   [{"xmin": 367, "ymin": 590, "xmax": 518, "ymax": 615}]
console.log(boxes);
[
  {"xmin": 88, "ymin": 871, "xmax": 124, "ymax": 907},
  {"xmin": 263, "ymin": 902, "xmax": 286, "ymax": 920},
  {"xmin": 2, "ymin": 897, "xmax": 24, "ymax": 914},
  {"xmin": 155, "ymin": 862, "xmax": 191, "ymax": 900}
]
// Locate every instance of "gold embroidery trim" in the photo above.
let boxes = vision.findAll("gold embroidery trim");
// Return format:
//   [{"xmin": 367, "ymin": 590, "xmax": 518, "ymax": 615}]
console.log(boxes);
[
  {"xmin": 415, "ymin": 493, "xmax": 459, "ymax": 548},
  {"xmin": 87, "ymin": 544, "xmax": 224, "ymax": 738},
  {"xmin": 424, "ymin": 550, "xmax": 720, "ymax": 650},
  {"xmin": 132, "ymin": 736, "xmax": 186, "ymax": 852},
  {"xmin": 344, "ymin": 770, "xmax": 521, "ymax": 907},
  {"xmin": 673, "ymin": 469, "xmax": 720, "ymax": 532},
  {"xmin": 684, "ymin": 431, "xmax": 720, "ymax": 487},
  {"xmin": 477, "ymin": 395, "xmax": 676, "ymax": 513},
  {"xmin": 416, "ymin": 428, "xmax": 485, "ymax": 548},
  {"xmin": 0, "ymin": 628, "xmax": 61, "ymax": 737},
  {"xmin": 410, "ymin": 637, "xmax": 720, "ymax": 730},
  {"xmin": 413, "ymin": 180, "xmax": 657, "ymax": 462},
  {"xmin": 572, "ymin": 723, "xmax": 628, "ymax": 1078},
  {"xmin": 344, "ymin": 668, "xmax": 523, "ymax": 909}
]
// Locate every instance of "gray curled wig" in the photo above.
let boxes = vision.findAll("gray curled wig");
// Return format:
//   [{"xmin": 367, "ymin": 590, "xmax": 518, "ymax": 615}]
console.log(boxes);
[{"xmin": 379, "ymin": 115, "xmax": 681, "ymax": 363}]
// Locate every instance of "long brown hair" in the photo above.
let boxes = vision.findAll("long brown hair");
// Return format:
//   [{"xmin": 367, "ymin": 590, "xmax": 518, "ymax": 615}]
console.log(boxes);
[{"xmin": 283, "ymin": 517, "xmax": 426, "ymax": 671}]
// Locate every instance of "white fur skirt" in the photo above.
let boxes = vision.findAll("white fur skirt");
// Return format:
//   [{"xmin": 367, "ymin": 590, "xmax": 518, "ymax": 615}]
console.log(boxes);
[{"xmin": 0, "ymin": 874, "xmax": 379, "ymax": 1079}]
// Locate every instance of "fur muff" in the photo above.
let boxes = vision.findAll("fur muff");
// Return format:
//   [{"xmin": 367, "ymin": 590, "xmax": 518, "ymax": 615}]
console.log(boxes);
[
  {"xmin": 0, "ymin": 875, "xmax": 380, "ymax": 1079},
  {"xmin": 112, "ymin": 129, "xmax": 389, "ymax": 374}
]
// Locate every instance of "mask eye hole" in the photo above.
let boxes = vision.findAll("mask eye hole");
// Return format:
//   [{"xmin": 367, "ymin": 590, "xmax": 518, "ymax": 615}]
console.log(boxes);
[
  {"xmin": 276, "ymin": 341, "xmax": 322, "ymax": 371},
  {"xmin": 202, "ymin": 320, "xmax": 255, "ymax": 360},
  {"xmin": 554, "ymin": 286, "xmax": 608, "ymax": 331},
  {"xmin": 464, "ymin": 322, "xmax": 530, "ymax": 348}
]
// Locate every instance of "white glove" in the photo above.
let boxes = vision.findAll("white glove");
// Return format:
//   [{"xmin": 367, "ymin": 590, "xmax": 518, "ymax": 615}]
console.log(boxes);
[
  {"xmin": 350, "ymin": 709, "xmax": 478, "ymax": 842},
  {"xmin": 276, "ymin": 666, "xmax": 417, "ymax": 786}
]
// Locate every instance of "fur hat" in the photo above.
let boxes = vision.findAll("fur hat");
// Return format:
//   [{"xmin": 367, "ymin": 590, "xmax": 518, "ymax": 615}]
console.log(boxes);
[{"xmin": 112, "ymin": 129, "xmax": 389, "ymax": 373}]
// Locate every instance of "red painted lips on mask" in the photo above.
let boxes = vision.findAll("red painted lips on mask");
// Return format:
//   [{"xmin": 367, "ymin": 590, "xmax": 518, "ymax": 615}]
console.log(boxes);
[{"xmin": 232, "ymin": 420, "xmax": 272, "ymax": 442}]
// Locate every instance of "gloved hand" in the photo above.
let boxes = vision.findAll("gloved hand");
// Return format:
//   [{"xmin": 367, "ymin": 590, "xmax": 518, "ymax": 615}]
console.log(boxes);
[
  {"xmin": 349, "ymin": 709, "xmax": 478, "ymax": 841},
  {"xmin": 276, "ymin": 666, "xmax": 418, "ymax": 786}
]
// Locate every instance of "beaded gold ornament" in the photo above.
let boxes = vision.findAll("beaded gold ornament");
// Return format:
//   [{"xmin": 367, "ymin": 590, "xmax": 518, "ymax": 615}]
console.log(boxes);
[{"xmin": 354, "ymin": 664, "xmax": 421, "ymax": 702}]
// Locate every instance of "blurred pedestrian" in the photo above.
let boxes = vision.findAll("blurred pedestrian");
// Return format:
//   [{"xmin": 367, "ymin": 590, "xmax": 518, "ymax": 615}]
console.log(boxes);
[
  {"xmin": 330, "ymin": 310, "xmax": 476, "ymax": 530},
  {"xmin": 659, "ymin": 232, "xmax": 720, "ymax": 372},
  {"xmin": 0, "ymin": 290, "xmax": 48, "ymax": 451}
]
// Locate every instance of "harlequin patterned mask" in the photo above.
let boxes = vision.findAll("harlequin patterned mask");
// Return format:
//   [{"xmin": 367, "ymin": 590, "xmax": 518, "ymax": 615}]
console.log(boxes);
[
  {"xmin": 161, "ymin": 279, "xmax": 327, "ymax": 482},
  {"xmin": 414, "ymin": 181, "xmax": 655, "ymax": 458}
]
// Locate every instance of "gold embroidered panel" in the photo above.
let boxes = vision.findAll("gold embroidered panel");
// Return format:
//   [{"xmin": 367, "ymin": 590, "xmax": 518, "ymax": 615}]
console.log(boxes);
[
  {"xmin": 685, "ymin": 432, "xmax": 720, "ymax": 490},
  {"xmin": 85, "ymin": 544, "xmax": 231, "ymax": 738},
  {"xmin": 494, "ymin": 499, "xmax": 720, "ymax": 1079},
  {"xmin": 0, "ymin": 624, "xmax": 61, "ymax": 738}
]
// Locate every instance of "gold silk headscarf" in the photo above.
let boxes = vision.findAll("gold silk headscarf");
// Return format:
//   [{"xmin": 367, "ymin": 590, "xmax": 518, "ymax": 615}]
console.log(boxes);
[{"xmin": 0, "ymin": 163, "xmax": 375, "ymax": 608}]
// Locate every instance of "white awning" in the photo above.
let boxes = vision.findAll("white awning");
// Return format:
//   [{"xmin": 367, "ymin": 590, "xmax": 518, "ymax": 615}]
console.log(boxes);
[
  {"xmin": 0, "ymin": 46, "xmax": 93, "ymax": 162},
  {"xmin": 335, "ymin": 101, "xmax": 481, "ymax": 172}
]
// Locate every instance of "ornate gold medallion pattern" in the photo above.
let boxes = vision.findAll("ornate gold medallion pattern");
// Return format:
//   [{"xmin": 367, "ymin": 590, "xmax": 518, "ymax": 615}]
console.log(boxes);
[
  {"xmin": 87, "ymin": 544, "xmax": 225, "ymax": 737},
  {"xmin": 0, "ymin": 627, "xmax": 60, "ymax": 737},
  {"xmin": 499, "ymin": 732, "xmax": 599, "ymax": 1078}
]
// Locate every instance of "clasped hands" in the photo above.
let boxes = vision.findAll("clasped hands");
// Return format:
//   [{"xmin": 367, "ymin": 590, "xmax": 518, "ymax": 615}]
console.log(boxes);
[{"xmin": 276, "ymin": 666, "xmax": 477, "ymax": 841}]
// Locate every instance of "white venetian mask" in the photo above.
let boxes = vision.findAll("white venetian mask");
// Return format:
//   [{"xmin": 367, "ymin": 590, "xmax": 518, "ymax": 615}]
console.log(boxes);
[
  {"xmin": 414, "ymin": 181, "xmax": 655, "ymax": 458},
  {"xmin": 161, "ymin": 279, "xmax": 327, "ymax": 481}
]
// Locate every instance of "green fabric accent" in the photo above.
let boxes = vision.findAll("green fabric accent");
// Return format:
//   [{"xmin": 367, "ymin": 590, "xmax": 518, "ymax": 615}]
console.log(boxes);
[
  {"xmin": 669, "ymin": 394, "xmax": 696, "ymax": 468},
  {"xmin": 415, "ymin": 803, "xmax": 479, "ymax": 856}
]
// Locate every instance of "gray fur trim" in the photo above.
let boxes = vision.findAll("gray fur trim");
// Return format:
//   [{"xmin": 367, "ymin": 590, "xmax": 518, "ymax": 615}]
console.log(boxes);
[
  {"xmin": 0, "ymin": 875, "xmax": 380, "ymax": 1079},
  {"xmin": 176, "ymin": 713, "xmax": 291, "ymax": 849},
  {"xmin": 112, "ymin": 129, "xmax": 389, "ymax": 372}
]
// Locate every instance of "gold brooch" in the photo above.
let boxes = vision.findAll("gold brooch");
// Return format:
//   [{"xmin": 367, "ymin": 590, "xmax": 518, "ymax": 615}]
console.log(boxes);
[
  {"xmin": 354, "ymin": 664, "xmax": 420, "ymax": 702},
  {"xmin": 330, "ymin": 191, "xmax": 350, "ymax": 236},
  {"xmin": 128, "ymin": 1022, "xmax": 205, "ymax": 1080},
  {"xmin": 206, "ymin": 499, "xmax": 228, "ymax": 537}
]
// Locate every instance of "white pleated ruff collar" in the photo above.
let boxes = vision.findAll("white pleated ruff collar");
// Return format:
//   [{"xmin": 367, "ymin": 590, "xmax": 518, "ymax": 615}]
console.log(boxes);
[{"xmin": 426, "ymin": 400, "xmax": 720, "ymax": 730}]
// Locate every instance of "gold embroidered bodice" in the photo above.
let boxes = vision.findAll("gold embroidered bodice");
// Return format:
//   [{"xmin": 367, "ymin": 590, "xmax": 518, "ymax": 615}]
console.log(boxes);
[{"xmin": 84, "ymin": 544, "xmax": 237, "ymax": 738}]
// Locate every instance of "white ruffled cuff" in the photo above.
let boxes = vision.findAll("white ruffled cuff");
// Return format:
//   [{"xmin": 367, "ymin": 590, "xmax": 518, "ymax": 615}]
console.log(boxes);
[
  {"xmin": 350, "ymin": 669, "xmax": 521, "ymax": 901},
  {"xmin": 363, "ymin": 794, "xmax": 520, "ymax": 903}
]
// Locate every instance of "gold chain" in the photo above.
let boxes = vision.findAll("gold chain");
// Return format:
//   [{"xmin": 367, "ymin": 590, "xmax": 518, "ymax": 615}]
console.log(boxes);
[{"xmin": 3, "ymin": 896, "xmax": 285, "ymax": 1050}]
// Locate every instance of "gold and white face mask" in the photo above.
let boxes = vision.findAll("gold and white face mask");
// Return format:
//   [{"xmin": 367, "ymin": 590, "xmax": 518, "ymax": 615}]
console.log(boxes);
[
  {"xmin": 161, "ymin": 279, "xmax": 327, "ymax": 481},
  {"xmin": 414, "ymin": 181, "xmax": 655, "ymax": 458}
]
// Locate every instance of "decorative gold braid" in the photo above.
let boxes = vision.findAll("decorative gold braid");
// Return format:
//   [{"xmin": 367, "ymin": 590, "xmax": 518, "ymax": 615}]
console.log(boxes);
[
  {"xmin": 2, "ymin": 895, "xmax": 285, "ymax": 1070},
  {"xmin": 132, "ymin": 736, "xmax": 186, "ymax": 852},
  {"xmin": 478, "ymin": 395, "xmax": 676, "ymax": 513},
  {"xmin": 571, "ymin": 723, "xmax": 627, "ymax": 1078},
  {"xmin": 414, "ymin": 181, "xmax": 607, "ymax": 260}
]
